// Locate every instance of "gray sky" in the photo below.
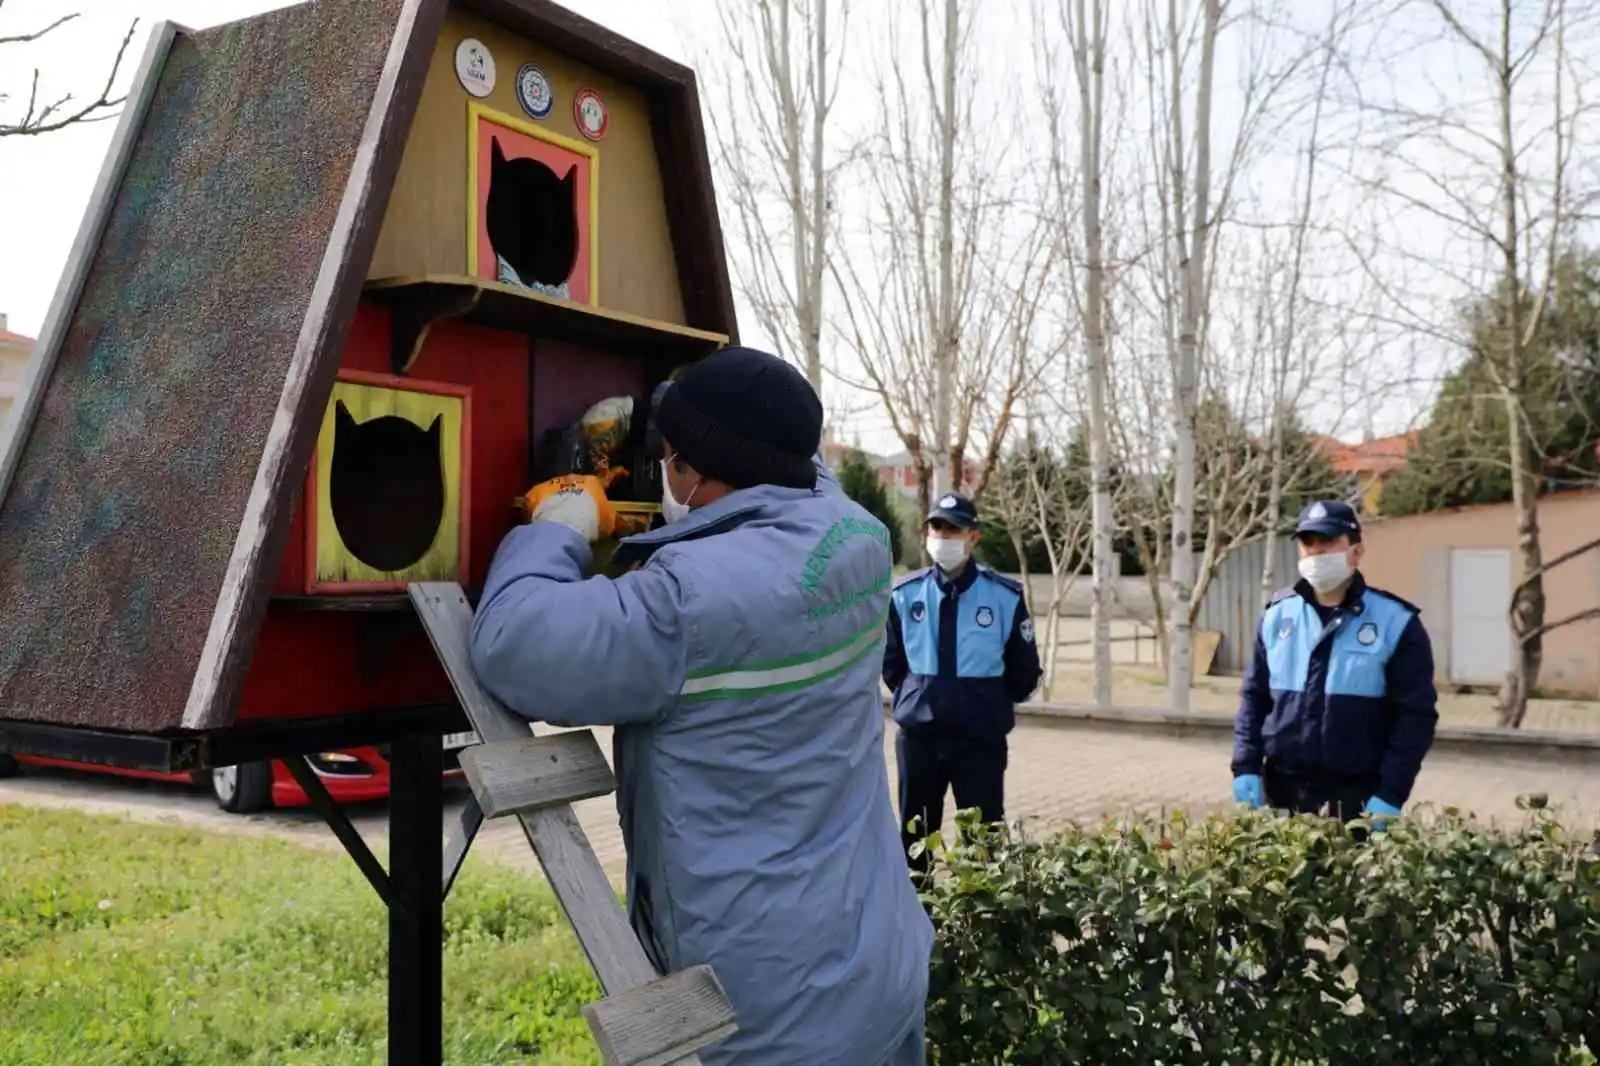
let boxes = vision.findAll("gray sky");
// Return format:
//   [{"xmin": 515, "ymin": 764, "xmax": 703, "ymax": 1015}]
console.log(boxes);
[{"xmin": 0, "ymin": 1, "xmax": 1588, "ymax": 459}]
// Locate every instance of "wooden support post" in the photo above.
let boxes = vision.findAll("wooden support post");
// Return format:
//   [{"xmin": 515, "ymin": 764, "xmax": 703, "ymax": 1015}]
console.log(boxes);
[{"xmin": 387, "ymin": 730, "xmax": 444, "ymax": 1066}]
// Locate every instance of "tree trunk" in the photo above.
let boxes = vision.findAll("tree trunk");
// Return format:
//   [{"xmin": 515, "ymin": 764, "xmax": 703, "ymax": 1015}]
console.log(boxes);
[
  {"xmin": 932, "ymin": 0, "xmax": 959, "ymax": 497},
  {"xmin": 1165, "ymin": 0, "xmax": 1219, "ymax": 714},
  {"xmin": 1490, "ymin": 0, "xmax": 1545, "ymax": 727},
  {"xmin": 1077, "ymin": 0, "xmax": 1114, "ymax": 709},
  {"xmin": 802, "ymin": 0, "xmax": 829, "ymax": 391}
]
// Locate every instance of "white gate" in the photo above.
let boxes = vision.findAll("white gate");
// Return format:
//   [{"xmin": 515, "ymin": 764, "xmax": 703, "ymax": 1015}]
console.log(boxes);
[{"xmin": 1447, "ymin": 548, "xmax": 1513, "ymax": 685}]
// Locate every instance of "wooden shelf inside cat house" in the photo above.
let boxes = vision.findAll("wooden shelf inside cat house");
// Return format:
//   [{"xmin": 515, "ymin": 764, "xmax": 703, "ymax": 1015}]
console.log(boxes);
[{"xmin": 365, "ymin": 275, "xmax": 728, "ymax": 375}]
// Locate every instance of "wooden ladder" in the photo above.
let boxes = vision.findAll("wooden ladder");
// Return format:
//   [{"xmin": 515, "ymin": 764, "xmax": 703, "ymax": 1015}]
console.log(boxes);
[{"xmin": 409, "ymin": 582, "xmax": 737, "ymax": 1066}]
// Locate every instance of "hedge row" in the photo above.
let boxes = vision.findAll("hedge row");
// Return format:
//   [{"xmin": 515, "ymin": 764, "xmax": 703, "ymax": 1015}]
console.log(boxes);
[{"xmin": 919, "ymin": 800, "xmax": 1599, "ymax": 1065}]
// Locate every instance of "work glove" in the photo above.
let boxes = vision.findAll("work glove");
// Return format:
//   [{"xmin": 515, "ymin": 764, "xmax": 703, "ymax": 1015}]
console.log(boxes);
[
  {"xmin": 1232, "ymin": 773, "xmax": 1264, "ymax": 808},
  {"xmin": 521, "ymin": 475, "xmax": 615, "ymax": 543},
  {"xmin": 1363, "ymin": 796, "xmax": 1402, "ymax": 832}
]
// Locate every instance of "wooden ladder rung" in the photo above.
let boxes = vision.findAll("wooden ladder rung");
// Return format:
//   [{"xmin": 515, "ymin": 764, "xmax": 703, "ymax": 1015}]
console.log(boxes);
[
  {"xmin": 582, "ymin": 964, "xmax": 740, "ymax": 1066},
  {"xmin": 460, "ymin": 731, "xmax": 617, "ymax": 818}
]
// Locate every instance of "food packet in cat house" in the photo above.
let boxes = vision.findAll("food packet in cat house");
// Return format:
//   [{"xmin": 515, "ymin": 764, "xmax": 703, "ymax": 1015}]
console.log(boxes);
[{"xmin": 521, "ymin": 394, "xmax": 659, "ymax": 538}]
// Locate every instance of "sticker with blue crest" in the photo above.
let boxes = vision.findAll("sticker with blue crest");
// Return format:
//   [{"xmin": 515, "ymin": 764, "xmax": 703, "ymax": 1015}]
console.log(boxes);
[
  {"xmin": 910, "ymin": 601, "xmax": 926, "ymax": 623},
  {"xmin": 515, "ymin": 64, "xmax": 553, "ymax": 119},
  {"xmin": 1278, "ymin": 614, "xmax": 1295, "ymax": 641}
]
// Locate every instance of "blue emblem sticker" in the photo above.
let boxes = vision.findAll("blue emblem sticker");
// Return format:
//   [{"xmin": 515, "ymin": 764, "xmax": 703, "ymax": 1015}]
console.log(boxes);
[
  {"xmin": 910, "ymin": 601, "xmax": 926, "ymax": 624},
  {"xmin": 1357, "ymin": 622, "xmax": 1379, "ymax": 646},
  {"xmin": 976, "ymin": 606, "xmax": 995, "ymax": 628},
  {"xmin": 1277, "ymin": 615, "xmax": 1295, "ymax": 641},
  {"xmin": 516, "ymin": 63, "xmax": 553, "ymax": 118}
]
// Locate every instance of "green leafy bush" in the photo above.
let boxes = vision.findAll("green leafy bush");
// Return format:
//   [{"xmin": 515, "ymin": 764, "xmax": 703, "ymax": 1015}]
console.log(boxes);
[{"xmin": 920, "ymin": 802, "xmax": 1599, "ymax": 1065}]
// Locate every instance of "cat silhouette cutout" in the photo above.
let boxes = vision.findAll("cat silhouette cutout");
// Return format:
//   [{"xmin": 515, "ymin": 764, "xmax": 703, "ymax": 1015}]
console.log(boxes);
[
  {"xmin": 485, "ymin": 136, "xmax": 579, "ymax": 295},
  {"xmin": 328, "ymin": 401, "xmax": 446, "ymax": 573}
]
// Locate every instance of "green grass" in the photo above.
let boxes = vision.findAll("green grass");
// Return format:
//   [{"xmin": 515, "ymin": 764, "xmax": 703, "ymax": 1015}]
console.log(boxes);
[{"xmin": 0, "ymin": 805, "xmax": 603, "ymax": 1065}]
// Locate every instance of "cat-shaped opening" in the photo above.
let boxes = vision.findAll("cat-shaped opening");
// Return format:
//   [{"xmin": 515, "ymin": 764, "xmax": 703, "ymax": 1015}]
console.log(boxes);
[
  {"xmin": 328, "ymin": 401, "xmax": 446, "ymax": 574},
  {"xmin": 485, "ymin": 136, "xmax": 579, "ymax": 293}
]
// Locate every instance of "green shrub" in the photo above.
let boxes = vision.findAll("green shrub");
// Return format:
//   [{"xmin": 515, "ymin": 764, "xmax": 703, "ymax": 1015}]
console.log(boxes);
[{"xmin": 920, "ymin": 802, "xmax": 1599, "ymax": 1065}]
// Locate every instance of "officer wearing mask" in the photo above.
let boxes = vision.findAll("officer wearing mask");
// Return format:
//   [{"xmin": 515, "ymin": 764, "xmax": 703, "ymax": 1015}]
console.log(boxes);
[
  {"xmin": 883, "ymin": 493, "xmax": 1042, "ymax": 871},
  {"xmin": 1231, "ymin": 499, "xmax": 1439, "ymax": 828},
  {"xmin": 470, "ymin": 347, "xmax": 932, "ymax": 1066}
]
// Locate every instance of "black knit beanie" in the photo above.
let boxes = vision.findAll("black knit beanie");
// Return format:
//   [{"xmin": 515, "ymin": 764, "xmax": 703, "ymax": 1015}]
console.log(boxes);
[{"xmin": 655, "ymin": 346, "xmax": 822, "ymax": 490}]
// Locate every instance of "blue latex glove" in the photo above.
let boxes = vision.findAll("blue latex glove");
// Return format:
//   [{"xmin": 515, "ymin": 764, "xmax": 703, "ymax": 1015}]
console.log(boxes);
[
  {"xmin": 1363, "ymin": 796, "xmax": 1402, "ymax": 831},
  {"xmin": 1232, "ymin": 774, "xmax": 1264, "ymax": 808}
]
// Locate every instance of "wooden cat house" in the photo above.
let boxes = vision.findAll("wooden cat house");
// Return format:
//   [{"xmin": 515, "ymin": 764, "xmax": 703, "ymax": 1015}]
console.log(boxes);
[{"xmin": 0, "ymin": 2, "xmax": 739, "ymax": 1063}]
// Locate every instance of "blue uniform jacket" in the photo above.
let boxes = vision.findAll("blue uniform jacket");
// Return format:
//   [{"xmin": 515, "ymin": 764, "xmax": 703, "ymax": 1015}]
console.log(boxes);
[
  {"xmin": 468, "ymin": 458, "xmax": 931, "ymax": 1066},
  {"xmin": 882, "ymin": 564, "xmax": 1042, "ymax": 736},
  {"xmin": 1231, "ymin": 572, "xmax": 1439, "ymax": 806}
]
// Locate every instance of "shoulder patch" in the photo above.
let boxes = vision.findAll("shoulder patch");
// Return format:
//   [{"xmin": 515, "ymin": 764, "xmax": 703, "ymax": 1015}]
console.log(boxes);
[
  {"xmin": 977, "ymin": 567, "xmax": 1024, "ymax": 595},
  {"xmin": 893, "ymin": 567, "xmax": 933, "ymax": 591},
  {"xmin": 1366, "ymin": 587, "xmax": 1422, "ymax": 615},
  {"xmin": 1265, "ymin": 585, "xmax": 1298, "ymax": 608}
]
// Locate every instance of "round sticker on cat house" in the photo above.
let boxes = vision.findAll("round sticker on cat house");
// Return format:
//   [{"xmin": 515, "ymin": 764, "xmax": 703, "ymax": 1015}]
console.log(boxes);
[
  {"xmin": 467, "ymin": 103, "xmax": 598, "ymax": 304},
  {"xmin": 515, "ymin": 63, "xmax": 553, "ymax": 119},
  {"xmin": 573, "ymin": 88, "xmax": 608, "ymax": 141},
  {"xmin": 454, "ymin": 38, "xmax": 496, "ymax": 98}
]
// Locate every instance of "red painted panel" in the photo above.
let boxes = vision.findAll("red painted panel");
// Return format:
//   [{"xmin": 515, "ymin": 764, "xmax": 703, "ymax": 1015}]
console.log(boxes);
[
  {"xmin": 240, "ymin": 301, "xmax": 530, "ymax": 721},
  {"xmin": 235, "ymin": 609, "xmax": 454, "ymax": 722},
  {"xmin": 341, "ymin": 306, "xmax": 531, "ymax": 588}
]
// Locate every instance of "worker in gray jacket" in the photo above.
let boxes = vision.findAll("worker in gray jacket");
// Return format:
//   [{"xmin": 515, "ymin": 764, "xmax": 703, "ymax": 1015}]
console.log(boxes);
[{"xmin": 470, "ymin": 347, "xmax": 931, "ymax": 1065}]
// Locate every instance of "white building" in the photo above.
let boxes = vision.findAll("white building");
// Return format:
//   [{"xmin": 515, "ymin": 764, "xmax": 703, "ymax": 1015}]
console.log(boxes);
[{"xmin": 0, "ymin": 314, "xmax": 34, "ymax": 448}]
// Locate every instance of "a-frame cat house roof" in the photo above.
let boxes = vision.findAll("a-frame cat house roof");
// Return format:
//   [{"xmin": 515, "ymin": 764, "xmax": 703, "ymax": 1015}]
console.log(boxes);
[{"xmin": 0, "ymin": 0, "xmax": 736, "ymax": 736}]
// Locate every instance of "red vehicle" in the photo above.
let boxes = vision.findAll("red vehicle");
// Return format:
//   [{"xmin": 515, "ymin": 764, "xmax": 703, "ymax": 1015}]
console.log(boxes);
[{"xmin": 0, "ymin": 730, "xmax": 475, "ymax": 814}]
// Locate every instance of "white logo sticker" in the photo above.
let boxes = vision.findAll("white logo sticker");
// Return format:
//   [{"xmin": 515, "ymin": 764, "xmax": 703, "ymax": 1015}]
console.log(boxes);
[
  {"xmin": 1357, "ymin": 622, "xmax": 1379, "ymax": 646},
  {"xmin": 1308, "ymin": 502, "xmax": 1327, "ymax": 520},
  {"xmin": 940, "ymin": 495, "xmax": 959, "ymax": 510},
  {"xmin": 975, "ymin": 606, "xmax": 995, "ymax": 628},
  {"xmin": 1019, "ymin": 619, "xmax": 1035, "ymax": 643},
  {"xmin": 454, "ymin": 38, "xmax": 496, "ymax": 98}
]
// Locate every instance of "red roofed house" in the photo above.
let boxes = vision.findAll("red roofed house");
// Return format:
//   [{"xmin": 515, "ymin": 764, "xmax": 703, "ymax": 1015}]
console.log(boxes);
[
  {"xmin": 0, "ymin": 313, "xmax": 35, "ymax": 447},
  {"xmin": 820, "ymin": 426, "xmax": 979, "ymax": 502},
  {"xmin": 1314, "ymin": 432, "xmax": 1418, "ymax": 516}
]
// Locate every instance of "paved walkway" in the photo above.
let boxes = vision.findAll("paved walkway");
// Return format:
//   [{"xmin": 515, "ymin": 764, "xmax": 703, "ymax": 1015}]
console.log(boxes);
[
  {"xmin": 3, "ymin": 721, "xmax": 1593, "ymax": 885},
  {"xmin": 1045, "ymin": 665, "xmax": 1600, "ymax": 734}
]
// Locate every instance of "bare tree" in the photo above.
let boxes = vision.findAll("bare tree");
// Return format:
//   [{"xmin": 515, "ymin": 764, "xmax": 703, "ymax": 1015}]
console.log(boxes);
[
  {"xmin": 1159, "ymin": 0, "xmax": 1221, "ymax": 714},
  {"xmin": 829, "ymin": 0, "xmax": 1057, "ymax": 528},
  {"xmin": 1347, "ymin": 0, "xmax": 1597, "ymax": 725},
  {"xmin": 700, "ymin": 0, "xmax": 849, "ymax": 391},
  {"xmin": 0, "ymin": 9, "xmax": 138, "ymax": 137},
  {"xmin": 1038, "ymin": 0, "xmax": 1120, "ymax": 707},
  {"xmin": 983, "ymin": 412, "xmax": 1095, "ymax": 695}
]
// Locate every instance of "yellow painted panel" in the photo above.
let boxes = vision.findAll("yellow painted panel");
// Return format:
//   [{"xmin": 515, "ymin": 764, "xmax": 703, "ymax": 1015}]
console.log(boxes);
[{"xmin": 313, "ymin": 380, "xmax": 465, "ymax": 586}]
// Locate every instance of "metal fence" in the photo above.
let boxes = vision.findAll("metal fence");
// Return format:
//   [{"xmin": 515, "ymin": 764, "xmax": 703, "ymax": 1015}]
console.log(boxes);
[{"xmin": 1193, "ymin": 535, "xmax": 1298, "ymax": 674}]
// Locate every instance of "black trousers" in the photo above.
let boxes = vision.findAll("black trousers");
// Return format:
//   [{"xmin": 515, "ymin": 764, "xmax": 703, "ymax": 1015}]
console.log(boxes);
[
  {"xmin": 1263, "ymin": 762, "xmax": 1378, "ymax": 832},
  {"xmin": 895, "ymin": 728, "xmax": 1007, "ymax": 872}
]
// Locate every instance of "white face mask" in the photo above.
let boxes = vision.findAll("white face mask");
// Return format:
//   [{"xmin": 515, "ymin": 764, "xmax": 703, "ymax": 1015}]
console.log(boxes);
[
  {"xmin": 661, "ymin": 457, "xmax": 699, "ymax": 524},
  {"xmin": 1298, "ymin": 551, "xmax": 1353, "ymax": 593},
  {"xmin": 926, "ymin": 536, "xmax": 970, "ymax": 572}
]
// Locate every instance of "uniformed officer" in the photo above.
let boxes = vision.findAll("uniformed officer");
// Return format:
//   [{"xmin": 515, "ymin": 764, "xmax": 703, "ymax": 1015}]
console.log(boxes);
[
  {"xmin": 883, "ymin": 493, "xmax": 1042, "ymax": 870},
  {"xmin": 1231, "ymin": 499, "xmax": 1439, "ymax": 828}
]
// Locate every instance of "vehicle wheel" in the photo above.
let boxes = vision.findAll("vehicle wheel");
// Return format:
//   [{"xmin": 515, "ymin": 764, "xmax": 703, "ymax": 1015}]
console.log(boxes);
[
  {"xmin": 0, "ymin": 752, "xmax": 17, "ymax": 778},
  {"xmin": 211, "ymin": 761, "xmax": 273, "ymax": 814}
]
